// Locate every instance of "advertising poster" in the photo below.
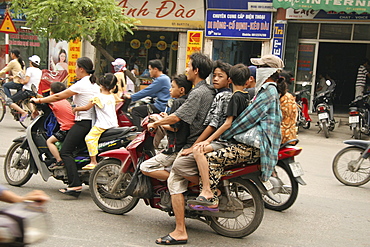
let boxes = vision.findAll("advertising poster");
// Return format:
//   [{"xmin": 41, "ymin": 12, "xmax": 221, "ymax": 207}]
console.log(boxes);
[
  {"xmin": 49, "ymin": 40, "xmax": 69, "ymax": 72},
  {"xmin": 185, "ymin": 31, "xmax": 203, "ymax": 69},
  {"xmin": 68, "ymin": 39, "xmax": 82, "ymax": 84}
]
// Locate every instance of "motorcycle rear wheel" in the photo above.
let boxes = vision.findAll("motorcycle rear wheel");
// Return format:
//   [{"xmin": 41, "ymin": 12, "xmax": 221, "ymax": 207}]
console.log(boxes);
[
  {"xmin": 207, "ymin": 178, "xmax": 264, "ymax": 238},
  {"xmin": 322, "ymin": 120, "xmax": 329, "ymax": 138},
  {"xmin": 332, "ymin": 146, "xmax": 370, "ymax": 186},
  {"xmin": 353, "ymin": 126, "xmax": 361, "ymax": 140},
  {"xmin": 263, "ymin": 162, "xmax": 299, "ymax": 211},
  {"xmin": 89, "ymin": 159, "xmax": 139, "ymax": 215},
  {"xmin": 4, "ymin": 142, "xmax": 32, "ymax": 186}
]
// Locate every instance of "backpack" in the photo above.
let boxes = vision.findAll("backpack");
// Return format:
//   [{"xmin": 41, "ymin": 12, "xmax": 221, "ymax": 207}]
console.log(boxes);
[{"xmin": 44, "ymin": 111, "xmax": 59, "ymax": 137}]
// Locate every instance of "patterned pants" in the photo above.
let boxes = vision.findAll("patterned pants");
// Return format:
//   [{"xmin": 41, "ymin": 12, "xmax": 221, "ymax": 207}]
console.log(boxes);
[
  {"xmin": 85, "ymin": 126, "xmax": 106, "ymax": 156},
  {"xmin": 202, "ymin": 143, "xmax": 260, "ymax": 202}
]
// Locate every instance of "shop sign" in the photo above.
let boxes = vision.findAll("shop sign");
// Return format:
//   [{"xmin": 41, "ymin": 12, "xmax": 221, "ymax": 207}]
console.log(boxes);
[
  {"xmin": 207, "ymin": 0, "xmax": 275, "ymax": 12},
  {"xmin": 9, "ymin": 28, "xmax": 40, "ymax": 47},
  {"xmin": 286, "ymin": 8, "xmax": 370, "ymax": 19},
  {"xmin": 273, "ymin": 0, "xmax": 370, "ymax": 14},
  {"xmin": 118, "ymin": 0, "xmax": 204, "ymax": 29},
  {"xmin": 68, "ymin": 39, "xmax": 81, "ymax": 84},
  {"xmin": 206, "ymin": 10, "xmax": 272, "ymax": 39},
  {"xmin": 272, "ymin": 23, "xmax": 285, "ymax": 59},
  {"xmin": 185, "ymin": 31, "xmax": 203, "ymax": 69},
  {"xmin": 130, "ymin": 39, "xmax": 141, "ymax": 49}
]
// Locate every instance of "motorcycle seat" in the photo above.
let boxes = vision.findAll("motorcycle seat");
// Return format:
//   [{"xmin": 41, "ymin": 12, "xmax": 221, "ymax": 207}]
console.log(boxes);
[{"xmin": 100, "ymin": 126, "xmax": 137, "ymax": 140}]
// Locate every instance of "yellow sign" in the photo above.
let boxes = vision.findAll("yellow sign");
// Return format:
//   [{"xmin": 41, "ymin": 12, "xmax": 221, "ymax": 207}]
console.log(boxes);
[
  {"xmin": 68, "ymin": 39, "xmax": 82, "ymax": 84},
  {"xmin": 185, "ymin": 31, "xmax": 203, "ymax": 69},
  {"xmin": 0, "ymin": 12, "xmax": 17, "ymax": 33}
]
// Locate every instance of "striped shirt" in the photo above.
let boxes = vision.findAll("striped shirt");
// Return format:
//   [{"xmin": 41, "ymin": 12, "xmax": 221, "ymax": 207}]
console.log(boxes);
[
  {"xmin": 174, "ymin": 80, "xmax": 216, "ymax": 148},
  {"xmin": 204, "ymin": 88, "xmax": 232, "ymax": 129},
  {"xmin": 356, "ymin": 65, "xmax": 368, "ymax": 87},
  {"xmin": 222, "ymin": 82, "xmax": 282, "ymax": 181}
]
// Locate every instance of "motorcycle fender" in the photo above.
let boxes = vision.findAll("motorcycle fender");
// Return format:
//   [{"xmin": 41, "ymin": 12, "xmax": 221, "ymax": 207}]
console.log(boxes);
[
  {"xmin": 343, "ymin": 140, "xmax": 369, "ymax": 150},
  {"xmin": 98, "ymin": 149, "xmax": 132, "ymax": 173},
  {"xmin": 295, "ymin": 176, "xmax": 306, "ymax": 185},
  {"xmin": 12, "ymin": 135, "xmax": 26, "ymax": 143}
]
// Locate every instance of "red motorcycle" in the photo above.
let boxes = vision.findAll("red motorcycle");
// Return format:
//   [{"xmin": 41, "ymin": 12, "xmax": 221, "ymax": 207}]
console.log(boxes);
[
  {"xmin": 89, "ymin": 117, "xmax": 304, "ymax": 237},
  {"xmin": 294, "ymin": 87, "xmax": 312, "ymax": 131}
]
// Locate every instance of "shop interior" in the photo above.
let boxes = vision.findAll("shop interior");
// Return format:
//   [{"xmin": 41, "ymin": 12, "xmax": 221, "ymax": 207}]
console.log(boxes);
[{"xmin": 212, "ymin": 40, "xmax": 261, "ymax": 65}]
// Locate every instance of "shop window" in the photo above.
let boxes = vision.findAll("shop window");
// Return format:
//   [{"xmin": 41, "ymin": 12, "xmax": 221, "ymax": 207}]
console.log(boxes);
[
  {"xmin": 353, "ymin": 24, "xmax": 370, "ymax": 41},
  {"xmin": 320, "ymin": 24, "xmax": 352, "ymax": 40},
  {"xmin": 298, "ymin": 24, "xmax": 319, "ymax": 39}
]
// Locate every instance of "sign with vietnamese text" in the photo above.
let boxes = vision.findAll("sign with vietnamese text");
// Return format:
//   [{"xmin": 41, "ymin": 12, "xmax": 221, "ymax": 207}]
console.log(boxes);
[
  {"xmin": 185, "ymin": 31, "xmax": 203, "ymax": 69},
  {"xmin": 117, "ymin": 0, "xmax": 204, "ymax": 29},
  {"xmin": 68, "ymin": 39, "xmax": 82, "ymax": 84},
  {"xmin": 207, "ymin": 0, "xmax": 275, "ymax": 12},
  {"xmin": 286, "ymin": 8, "xmax": 370, "ymax": 19},
  {"xmin": 205, "ymin": 10, "xmax": 272, "ymax": 39},
  {"xmin": 272, "ymin": 23, "xmax": 285, "ymax": 59}
]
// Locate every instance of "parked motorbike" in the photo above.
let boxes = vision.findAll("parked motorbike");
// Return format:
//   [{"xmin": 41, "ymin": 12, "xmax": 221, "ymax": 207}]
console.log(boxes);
[
  {"xmin": 3, "ymin": 103, "xmax": 138, "ymax": 187},
  {"xmin": 294, "ymin": 88, "xmax": 312, "ymax": 131},
  {"xmin": 332, "ymin": 140, "xmax": 370, "ymax": 186},
  {"xmin": 89, "ymin": 117, "xmax": 305, "ymax": 238},
  {"xmin": 116, "ymin": 96, "xmax": 153, "ymax": 127},
  {"xmin": 262, "ymin": 139, "xmax": 306, "ymax": 211},
  {"xmin": 313, "ymin": 87, "xmax": 336, "ymax": 138},
  {"xmin": 348, "ymin": 93, "xmax": 370, "ymax": 139}
]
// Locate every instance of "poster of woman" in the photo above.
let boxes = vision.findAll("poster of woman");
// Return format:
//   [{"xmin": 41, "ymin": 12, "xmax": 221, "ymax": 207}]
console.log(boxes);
[{"xmin": 49, "ymin": 40, "xmax": 69, "ymax": 72}]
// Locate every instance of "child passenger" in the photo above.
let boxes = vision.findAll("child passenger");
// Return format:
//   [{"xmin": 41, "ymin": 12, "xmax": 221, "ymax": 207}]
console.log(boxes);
[
  {"xmin": 73, "ymin": 73, "xmax": 118, "ymax": 170},
  {"xmin": 47, "ymin": 82, "xmax": 75, "ymax": 170},
  {"xmin": 140, "ymin": 74, "xmax": 192, "ymax": 181},
  {"xmin": 188, "ymin": 64, "xmax": 252, "ymax": 209}
]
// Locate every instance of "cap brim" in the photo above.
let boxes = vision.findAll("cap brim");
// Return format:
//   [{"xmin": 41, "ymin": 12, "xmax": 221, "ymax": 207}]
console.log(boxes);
[
  {"xmin": 250, "ymin": 58, "xmax": 265, "ymax": 66},
  {"xmin": 111, "ymin": 62, "xmax": 117, "ymax": 66}
]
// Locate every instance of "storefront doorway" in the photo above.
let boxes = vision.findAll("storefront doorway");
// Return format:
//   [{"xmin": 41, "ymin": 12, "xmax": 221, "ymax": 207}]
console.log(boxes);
[{"xmin": 212, "ymin": 40, "xmax": 262, "ymax": 65}]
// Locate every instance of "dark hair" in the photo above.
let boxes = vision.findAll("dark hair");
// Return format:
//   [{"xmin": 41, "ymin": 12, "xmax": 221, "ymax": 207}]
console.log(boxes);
[
  {"xmin": 189, "ymin": 53, "xmax": 213, "ymax": 80},
  {"xmin": 213, "ymin": 60, "xmax": 232, "ymax": 78},
  {"xmin": 172, "ymin": 74, "xmax": 192, "ymax": 95},
  {"xmin": 148, "ymin": 59, "xmax": 163, "ymax": 72},
  {"xmin": 279, "ymin": 70, "xmax": 294, "ymax": 84},
  {"xmin": 277, "ymin": 80, "xmax": 287, "ymax": 96},
  {"xmin": 77, "ymin": 57, "xmax": 96, "ymax": 84},
  {"xmin": 361, "ymin": 58, "xmax": 369, "ymax": 65},
  {"xmin": 10, "ymin": 49, "xmax": 25, "ymax": 70},
  {"xmin": 50, "ymin": 81, "xmax": 66, "ymax": 94},
  {"xmin": 58, "ymin": 49, "xmax": 67, "ymax": 63},
  {"xmin": 229, "ymin": 64, "xmax": 250, "ymax": 86},
  {"xmin": 31, "ymin": 62, "xmax": 40, "ymax": 68},
  {"xmin": 99, "ymin": 73, "xmax": 118, "ymax": 91}
]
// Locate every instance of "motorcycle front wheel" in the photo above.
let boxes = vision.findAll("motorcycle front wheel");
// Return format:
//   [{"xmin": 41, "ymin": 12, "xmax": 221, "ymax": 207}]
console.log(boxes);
[
  {"xmin": 89, "ymin": 159, "xmax": 139, "ymax": 215},
  {"xmin": 332, "ymin": 146, "xmax": 370, "ymax": 186},
  {"xmin": 263, "ymin": 162, "xmax": 299, "ymax": 211},
  {"xmin": 207, "ymin": 178, "xmax": 264, "ymax": 238},
  {"xmin": 4, "ymin": 142, "xmax": 32, "ymax": 186}
]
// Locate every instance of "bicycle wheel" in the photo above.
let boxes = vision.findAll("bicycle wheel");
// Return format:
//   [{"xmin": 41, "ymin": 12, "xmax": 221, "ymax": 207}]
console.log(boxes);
[
  {"xmin": 0, "ymin": 93, "xmax": 6, "ymax": 122},
  {"xmin": 332, "ymin": 146, "xmax": 370, "ymax": 186},
  {"xmin": 19, "ymin": 99, "xmax": 33, "ymax": 128}
]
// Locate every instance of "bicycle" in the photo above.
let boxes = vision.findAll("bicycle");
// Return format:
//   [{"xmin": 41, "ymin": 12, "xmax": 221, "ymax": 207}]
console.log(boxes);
[{"xmin": 0, "ymin": 77, "xmax": 36, "ymax": 128}]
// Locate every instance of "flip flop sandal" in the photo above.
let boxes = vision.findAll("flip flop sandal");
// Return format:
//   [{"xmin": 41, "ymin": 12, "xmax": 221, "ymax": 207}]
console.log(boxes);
[
  {"xmin": 19, "ymin": 114, "xmax": 29, "ymax": 122},
  {"xmin": 187, "ymin": 195, "xmax": 217, "ymax": 207},
  {"xmin": 58, "ymin": 188, "xmax": 81, "ymax": 198},
  {"xmin": 82, "ymin": 164, "xmax": 97, "ymax": 170},
  {"xmin": 155, "ymin": 234, "xmax": 187, "ymax": 245},
  {"xmin": 188, "ymin": 204, "xmax": 219, "ymax": 212}
]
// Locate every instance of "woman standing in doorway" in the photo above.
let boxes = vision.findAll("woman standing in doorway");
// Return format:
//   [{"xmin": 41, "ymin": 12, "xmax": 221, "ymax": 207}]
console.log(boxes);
[{"xmin": 31, "ymin": 57, "xmax": 100, "ymax": 197}]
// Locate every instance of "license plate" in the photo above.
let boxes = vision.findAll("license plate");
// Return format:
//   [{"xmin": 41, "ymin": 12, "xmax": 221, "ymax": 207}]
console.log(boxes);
[
  {"xmin": 349, "ymin": 116, "xmax": 359, "ymax": 124},
  {"xmin": 289, "ymin": 162, "xmax": 304, "ymax": 177},
  {"xmin": 318, "ymin": 112, "xmax": 329, "ymax": 120}
]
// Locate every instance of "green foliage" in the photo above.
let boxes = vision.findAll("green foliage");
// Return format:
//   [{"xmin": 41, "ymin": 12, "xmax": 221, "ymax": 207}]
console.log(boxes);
[{"xmin": 11, "ymin": 0, "xmax": 138, "ymax": 44}]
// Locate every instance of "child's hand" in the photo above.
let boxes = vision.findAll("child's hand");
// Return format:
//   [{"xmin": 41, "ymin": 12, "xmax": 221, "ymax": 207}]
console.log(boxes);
[
  {"xmin": 72, "ymin": 107, "xmax": 78, "ymax": 114},
  {"xmin": 159, "ymin": 112, "xmax": 168, "ymax": 118}
]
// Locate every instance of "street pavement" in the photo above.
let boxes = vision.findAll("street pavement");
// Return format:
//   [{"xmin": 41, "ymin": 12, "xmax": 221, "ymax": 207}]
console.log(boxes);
[{"xmin": 0, "ymin": 111, "xmax": 369, "ymax": 247}]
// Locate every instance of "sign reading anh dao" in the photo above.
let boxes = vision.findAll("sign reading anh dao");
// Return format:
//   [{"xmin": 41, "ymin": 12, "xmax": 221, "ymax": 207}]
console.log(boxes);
[
  {"xmin": 273, "ymin": 0, "xmax": 370, "ymax": 14},
  {"xmin": 118, "ymin": 0, "xmax": 204, "ymax": 29},
  {"xmin": 185, "ymin": 31, "xmax": 203, "ymax": 69}
]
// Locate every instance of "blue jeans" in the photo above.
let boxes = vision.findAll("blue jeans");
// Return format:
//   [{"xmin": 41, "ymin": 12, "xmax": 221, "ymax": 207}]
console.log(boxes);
[{"xmin": 3, "ymin": 81, "xmax": 23, "ymax": 98}]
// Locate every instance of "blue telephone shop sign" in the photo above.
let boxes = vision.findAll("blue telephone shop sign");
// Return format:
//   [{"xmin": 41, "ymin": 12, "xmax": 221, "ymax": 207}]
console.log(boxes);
[{"xmin": 206, "ymin": 10, "xmax": 272, "ymax": 39}]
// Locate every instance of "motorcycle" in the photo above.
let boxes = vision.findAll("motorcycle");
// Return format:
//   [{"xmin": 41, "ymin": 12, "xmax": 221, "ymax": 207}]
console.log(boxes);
[
  {"xmin": 3, "ymin": 103, "xmax": 138, "ymax": 187},
  {"xmin": 116, "ymin": 96, "xmax": 153, "ymax": 127},
  {"xmin": 294, "ymin": 88, "xmax": 312, "ymax": 131},
  {"xmin": 262, "ymin": 139, "xmax": 306, "ymax": 211},
  {"xmin": 332, "ymin": 140, "xmax": 370, "ymax": 186},
  {"xmin": 89, "ymin": 117, "xmax": 305, "ymax": 238},
  {"xmin": 313, "ymin": 87, "xmax": 336, "ymax": 138},
  {"xmin": 348, "ymin": 93, "xmax": 370, "ymax": 139}
]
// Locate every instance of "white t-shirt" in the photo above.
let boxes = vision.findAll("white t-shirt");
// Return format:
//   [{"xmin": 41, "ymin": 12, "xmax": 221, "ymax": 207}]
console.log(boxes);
[
  {"xmin": 93, "ymin": 93, "xmax": 118, "ymax": 129},
  {"xmin": 69, "ymin": 76, "xmax": 100, "ymax": 121},
  {"xmin": 23, "ymin": 67, "xmax": 42, "ymax": 91}
]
